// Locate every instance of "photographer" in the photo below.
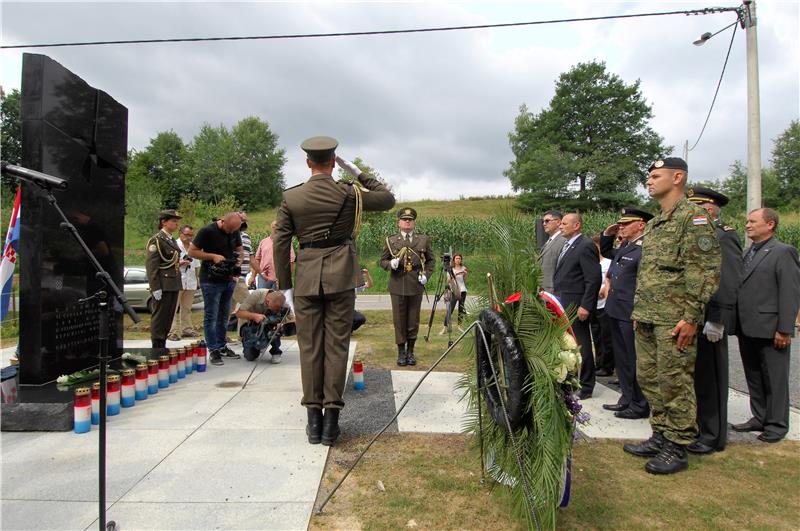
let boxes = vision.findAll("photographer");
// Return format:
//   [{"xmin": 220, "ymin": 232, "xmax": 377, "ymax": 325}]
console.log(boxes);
[
  {"xmin": 235, "ymin": 290, "xmax": 288, "ymax": 363},
  {"xmin": 440, "ymin": 253, "xmax": 468, "ymax": 334},
  {"xmin": 168, "ymin": 225, "xmax": 200, "ymax": 341},
  {"xmin": 188, "ymin": 212, "xmax": 244, "ymax": 366}
]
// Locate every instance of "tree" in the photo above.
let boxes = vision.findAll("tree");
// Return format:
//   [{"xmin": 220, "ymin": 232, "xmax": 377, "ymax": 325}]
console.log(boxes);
[
  {"xmin": 506, "ymin": 61, "xmax": 668, "ymax": 212},
  {"xmin": 771, "ymin": 120, "xmax": 800, "ymax": 207},
  {"xmin": 1, "ymin": 88, "xmax": 22, "ymax": 194},
  {"xmin": 127, "ymin": 131, "xmax": 190, "ymax": 208},
  {"xmin": 230, "ymin": 116, "xmax": 286, "ymax": 209}
]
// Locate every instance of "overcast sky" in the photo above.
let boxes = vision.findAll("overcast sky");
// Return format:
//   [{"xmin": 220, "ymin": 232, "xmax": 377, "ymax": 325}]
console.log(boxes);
[{"xmin": 1, "ymin": 1, "xmax": 798, "ymax": 202}]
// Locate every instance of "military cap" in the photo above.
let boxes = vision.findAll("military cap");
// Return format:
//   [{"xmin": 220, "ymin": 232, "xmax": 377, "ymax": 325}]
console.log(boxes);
[
  {"xmin": 397, "ymin": 207, "xmax": 417, "ymax": 220},
  {"xmin": 686, "ymin": 186, "xmax": 729, "ymax": 207},
  {"xmin": 617, "ymin": 207, "xmax": 654, "ymax": 224},
  {"xmin": 301, "ymin": 136, "xmax": 338, "ymax": 163},
  {"xmin": 159, "ymin": 209, "xmax": 182, "ymax": 221},
  {"xmin": 648, "ymin": 157, "xmax": 688, "ymax": 173}
]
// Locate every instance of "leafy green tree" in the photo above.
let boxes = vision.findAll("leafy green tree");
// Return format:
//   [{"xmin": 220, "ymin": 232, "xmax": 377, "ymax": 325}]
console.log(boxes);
[
  {"xmin": 771, "ymin": 119, "xmax": 800, "ymax": 208},
  {"xmin": 125, "ymin": 148, "xmax": 164, "ymax": 237},
  {"xmin": 506, "ymin": 61, "xmax": 668, "ymax": 211},
  {"xmin": 230, "ymin": 116, "xmax": 286, "ymax": 209},
  {"xmin": 716, "ymin": 160, "xmax": 782, "ymax": 214},
  {"xmin": 187, "ymin": 124, "xmax": 237, "ymax": 205},
  {"xmin": 127, "ymin": 131, "xmax": 191, "ymax": 208},
  {"xmin": 1, "ymin": 88, "xmax": 22, "ymax": 198}
]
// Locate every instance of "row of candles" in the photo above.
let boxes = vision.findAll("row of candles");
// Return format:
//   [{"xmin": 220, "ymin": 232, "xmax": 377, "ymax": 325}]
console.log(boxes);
[{"xmin": 73, "ymin": 342, "xmax": 207, "ymax": 433}]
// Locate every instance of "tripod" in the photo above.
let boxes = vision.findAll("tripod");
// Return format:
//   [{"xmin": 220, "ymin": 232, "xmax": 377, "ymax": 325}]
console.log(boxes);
[{"xmin": 424, "ymin": 255, "xmax": 457, "ymax": 347}]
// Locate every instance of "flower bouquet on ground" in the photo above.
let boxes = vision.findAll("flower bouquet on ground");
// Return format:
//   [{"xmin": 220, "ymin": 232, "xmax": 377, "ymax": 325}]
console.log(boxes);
[{"xmin": 458, "ymin": 211, "xmax": 586, "ymax": 530}]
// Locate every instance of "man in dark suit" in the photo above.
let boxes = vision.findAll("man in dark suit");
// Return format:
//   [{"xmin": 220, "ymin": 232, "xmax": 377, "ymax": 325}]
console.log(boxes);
[
  {"xmin": 537, "ymin": 210, "xmax": 566, "ymax": 293},
  {"xmin": 146, "ymin": 210, "xmax": 183, "ymax": 349},
  {"xmin": 273, "ymin": 136, "xmax": 395, "ymax": 446},
  {"xmin": 553, "ymin": 213, "xmax": 601, "ymax": 398},
  {"xmin": 380, "ymin": 208, "xmax": 435, "ymax": 366},
  {"xmin": 599, "ymin": 207, "xmax": 653, "ymax": 419},
  {"xmin": 732, "ymin": 208, "xmax": 800, "ymax": 443},
  {"xmin": 685, "ymin": 187, "xmax": 743, "ymax": 454}
]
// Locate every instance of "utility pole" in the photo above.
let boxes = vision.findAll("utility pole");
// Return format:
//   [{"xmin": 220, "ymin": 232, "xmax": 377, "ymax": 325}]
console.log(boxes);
[{"xmin": 743, "ymin": 0, "xmax": 761, "ymax": 214}]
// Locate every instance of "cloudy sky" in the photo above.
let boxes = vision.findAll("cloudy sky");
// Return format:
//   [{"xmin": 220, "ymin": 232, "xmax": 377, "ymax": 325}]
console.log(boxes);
[{"xmin": 1, "ymin": 1, "xmax": 798, "ymax": 202}]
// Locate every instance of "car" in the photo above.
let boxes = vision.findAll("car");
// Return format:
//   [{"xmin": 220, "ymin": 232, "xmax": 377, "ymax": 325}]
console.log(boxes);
[{"xmin": 123, "ymin": 267, "xmax": 203, "ymax": 313}]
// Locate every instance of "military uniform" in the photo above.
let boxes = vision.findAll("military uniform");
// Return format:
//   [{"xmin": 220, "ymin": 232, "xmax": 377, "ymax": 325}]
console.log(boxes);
[
  {"xmin": 145, "ymin": 211, "xmax": 183, "ymax": 349},
  {"xmin": 686, "ymin": 187, "xmax": 743, "ymax": 453},
  {"xmin": 273, "ymin": 137, "xmax": 395, "ymax": 427},
  {"xmin": 380, "ymin": 207, "xmax": 435, "ymax": 365},
  {"xmin": 632, "ymin": 194, "xmax": 721, "ymax": 446}
]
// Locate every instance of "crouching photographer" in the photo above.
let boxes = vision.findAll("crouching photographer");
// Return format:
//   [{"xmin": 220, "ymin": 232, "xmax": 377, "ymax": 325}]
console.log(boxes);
[{"xmin": 235, "ymin": 289, "xmax": 292, "ymax": 363}]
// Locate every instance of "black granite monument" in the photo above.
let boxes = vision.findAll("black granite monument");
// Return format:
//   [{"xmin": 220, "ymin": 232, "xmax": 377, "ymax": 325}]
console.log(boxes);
[{"xmin": 17, "ymin": 53, "xmax": 127, "ymax": 386}]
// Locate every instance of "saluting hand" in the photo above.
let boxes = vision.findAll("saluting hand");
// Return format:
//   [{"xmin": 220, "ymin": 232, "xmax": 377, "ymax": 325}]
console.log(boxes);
[{"xmin": 671, "ymin": 320, "xmax": 697, "ymax": 351}]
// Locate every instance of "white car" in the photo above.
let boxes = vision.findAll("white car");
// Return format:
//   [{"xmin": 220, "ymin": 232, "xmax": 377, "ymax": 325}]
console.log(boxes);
[{"xmin": 123, "ymin": 267, "xmax": 203, "ymax": 313}]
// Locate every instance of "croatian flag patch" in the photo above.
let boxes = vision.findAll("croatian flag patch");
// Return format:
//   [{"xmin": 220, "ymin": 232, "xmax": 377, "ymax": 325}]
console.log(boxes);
[{"xmin": 692, "ymin": 216, "xmax": 708, "ymax": 226}]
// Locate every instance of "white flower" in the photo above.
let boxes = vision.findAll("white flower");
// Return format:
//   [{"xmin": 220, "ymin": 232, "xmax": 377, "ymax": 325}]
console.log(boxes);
[
  {"xmin": 56, "ymin": 375, "xmax": 68, "ymax": 384},
  {"xmin": 560, "ymin": 333, "xmax": 577, "ymax": 351},
  {"xmin": 553, "ymin": 365, "xmax": 568, "ymax": 383}
]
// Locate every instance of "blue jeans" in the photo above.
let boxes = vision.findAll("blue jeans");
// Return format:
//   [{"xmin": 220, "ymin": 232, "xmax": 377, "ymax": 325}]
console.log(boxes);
[
  {"xmin": 256, "ymin": 275, "xmax": 277, "ymax": 290},
  {"xmin": 201, "ymin": 280, "xmax": 235, "ymax": 352}
]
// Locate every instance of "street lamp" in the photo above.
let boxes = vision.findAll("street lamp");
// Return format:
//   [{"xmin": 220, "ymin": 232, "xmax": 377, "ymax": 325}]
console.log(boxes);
[{"xmin": 694, "ymin": 1, "xmax": 761, "ymax": 215}]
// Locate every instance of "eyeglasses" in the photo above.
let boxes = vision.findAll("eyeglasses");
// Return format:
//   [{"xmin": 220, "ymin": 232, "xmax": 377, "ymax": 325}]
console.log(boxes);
[
  {"xmin": 182, "ymin": 232, "xmax": 193, "ymax": 237},
  {"xmin": 543, "ymin": 218, "xmax": 557, "ymax": 223}
]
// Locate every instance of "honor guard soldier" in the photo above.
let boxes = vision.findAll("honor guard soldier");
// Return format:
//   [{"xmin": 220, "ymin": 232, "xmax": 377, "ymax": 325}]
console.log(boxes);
[
  {"xmin": 684, "ymin": 187, "xmax": 743, "ymax": 454},
  {"xmin": 146, "ymin": 210, "xmax": 183, "ymax": 349},
  {"xmin": 600, "ymin": 207, "xmax": 654, "ymax": 420},
  {"xmin": 380, "ymin": 207, "xmax": 435, "ymax": 367},
  {"xmin": 273, "ymin": 136, "xmax": 395, "ymax": 447},
  {"xmin": 624, "ymin": 157, "xmax": 720, "ymax": 475}
]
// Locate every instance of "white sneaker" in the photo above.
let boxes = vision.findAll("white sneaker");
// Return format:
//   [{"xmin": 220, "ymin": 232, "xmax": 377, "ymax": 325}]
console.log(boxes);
[{"xmin": 270, "ymin": 354, "xmax": 282, "ymax": 364}]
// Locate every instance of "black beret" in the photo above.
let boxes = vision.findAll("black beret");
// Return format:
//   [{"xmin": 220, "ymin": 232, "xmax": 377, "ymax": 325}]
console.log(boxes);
[
  {"xmin": 648, "ymin": 157, "xmax": 688, "ymax": 173},
  {"xmin": 687, "ymin": 186, "xmax": 729, "ymax": 207},
  {"xmin": 397, "ymin": 207, "xmax": 417, "ymax": 220},
  {"xmin": 617, "ymin": 207, "xmax": 654, "ymax": 224},
  {"xmin": 301, "ymin": 136, "xmax": 338, "ymax": 163}
]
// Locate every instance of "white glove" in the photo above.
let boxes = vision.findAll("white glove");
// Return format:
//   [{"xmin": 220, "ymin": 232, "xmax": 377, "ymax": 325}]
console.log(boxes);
[
  {"xmin": 703, "ymin": 321, "xmax": 724, "ymax": 343},
  {"xmin": 390, "ymin": 258, "xmax": 400, "ymax": 270},
  {"xmin": 335, "ymin": 156, "xmax": 362, "ymax": 178},
  {"xmin": 152, "ymin": 289, "xmax": 162, "ymax": 301},
  {"xmin": 283, "ymin": 288, "xmax": 295, "ymax": 316},
  {"xmin": 418, "ymin": 274, "xmax": 427, "ymax": 286}
]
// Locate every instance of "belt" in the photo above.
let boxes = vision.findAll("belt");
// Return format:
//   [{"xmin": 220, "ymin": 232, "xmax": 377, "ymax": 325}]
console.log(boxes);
[{"xmin": 299, "ymin": 237, "xmax": 353, "ymax": 250}]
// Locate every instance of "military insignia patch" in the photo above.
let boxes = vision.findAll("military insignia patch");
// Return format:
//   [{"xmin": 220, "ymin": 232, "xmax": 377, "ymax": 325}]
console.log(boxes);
[
  {"xmin": 654, "ymin": 160, "xmax": 664, "ymax": 168},
  {"xmin": 636, "ymin": 240, "xmax": 643, "ymax": 246},
  {"xmin": 148, "ymin": 244, "xmax": 157, "ymax": 252},
  {"xmin": 692, "ymin": 216, "xmax": 708, "ymax": 225},
  {"xmin": 697, "ymin": 235, "xmax": 714, "ymax": 251}
]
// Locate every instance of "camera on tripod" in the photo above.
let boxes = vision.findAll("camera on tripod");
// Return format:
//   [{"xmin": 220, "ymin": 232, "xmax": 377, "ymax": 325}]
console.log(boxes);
[{"xmin": 441, "ymin": 252, "xmax": 452, "ymax": 272}]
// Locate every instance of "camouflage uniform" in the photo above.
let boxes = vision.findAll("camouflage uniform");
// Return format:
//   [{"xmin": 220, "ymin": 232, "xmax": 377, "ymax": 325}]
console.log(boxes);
[{"xmin": 632, "ymin": 197, "xmax": 720, "ymax": 445}]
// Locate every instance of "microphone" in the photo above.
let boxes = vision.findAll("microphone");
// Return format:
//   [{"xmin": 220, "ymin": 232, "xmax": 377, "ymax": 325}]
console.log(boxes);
[{"xmin": 1, "ymin": 161, "xmax": 69, "ymax": 190}]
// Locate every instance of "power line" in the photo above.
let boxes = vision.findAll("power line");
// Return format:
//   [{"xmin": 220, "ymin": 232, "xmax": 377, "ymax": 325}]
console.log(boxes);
[
  {"xmin": 1, "ymin": 6, "xmax": 740, "ymax": 49},
  {"xmin": 688, "ymin": 20, "xmax": 739, "ymax": 152}
]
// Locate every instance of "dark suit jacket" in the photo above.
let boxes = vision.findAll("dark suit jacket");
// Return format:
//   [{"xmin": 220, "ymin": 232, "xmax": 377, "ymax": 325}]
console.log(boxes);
[
  {"xmin": 604, "ymin": 237, "xmax": 643, "ymax": 322},
  {"xmin": 274, "ymin": 172, "xmax": 395, "ymax": 296},
  {"xmin": 736, "ymin": 237, "xmax": 800, "ymax": 338},
  {"xmin": 705, "ymin": 222, "xmax": 743, "ymax": 330},
  {"xmin": 380, "ymin": 233, "xmax": 435, "ymax": 296},
  {"xmin": 553, "ymin": 233, "xmax": 601, "ymax": 312},
  {"xmin": 538, "ymin": 232, "xmax": 566, "ymax": 292}
]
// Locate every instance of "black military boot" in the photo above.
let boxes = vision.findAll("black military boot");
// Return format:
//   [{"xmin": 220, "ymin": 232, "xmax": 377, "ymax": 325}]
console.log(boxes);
[
  {"xmin": 397, "ymin": 344, "xmax": 407, "ymax": 366},
  {"xmin": 623, "ymin": 432, "xmax": 664, "ymax": 458},
  {"xmin": 306, "ymin": 408, "xmax": 323, "ymax": 445},
  {"xmin": 406, "ymin": 339, "xmax": 417, "ymax": 366},
  {"xmin": 645, "ymin": 440, "xmax": 688, "ymax": 475},
  {"xmin": 321, "ymin": 408, "xmax": 341, "ymax": 446}
]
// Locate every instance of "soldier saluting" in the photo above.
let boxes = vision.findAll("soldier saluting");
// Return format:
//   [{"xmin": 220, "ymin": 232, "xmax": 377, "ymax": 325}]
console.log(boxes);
[
  {"xmin": 381, "ymin": 208, "xmax": 435, "ymax": 366},
  {"xmin": 145, "ymin": 210, "xmax": 183, "ymax": 350}
]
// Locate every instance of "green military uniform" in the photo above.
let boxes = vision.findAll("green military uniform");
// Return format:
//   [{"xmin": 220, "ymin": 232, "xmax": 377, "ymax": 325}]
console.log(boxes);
[
  {"xmin": 145, "ymin": 216, "xmax": 182, "ymax": 349},
  {"xmin": 273, "ymin": 137, "xmax": 395, "ymax": 414},
  {"xmin": 380, "ymin": 208, "xmax": 435, "ymax": 365},
  {"xmin": 632, "ymin": 196, "xmax": 721, "ymax": 446}
]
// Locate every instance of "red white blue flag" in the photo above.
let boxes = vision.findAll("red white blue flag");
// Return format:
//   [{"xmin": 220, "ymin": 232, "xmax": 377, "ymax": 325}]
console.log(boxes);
[{"xmin": 1, "ymin": 186, "xmax": 21, "ymax": 321}]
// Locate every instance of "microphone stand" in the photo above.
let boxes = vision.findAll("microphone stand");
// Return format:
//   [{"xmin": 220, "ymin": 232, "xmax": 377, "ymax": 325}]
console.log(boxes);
[{"xmin": 27, "ymin": 179, "xmax": 140, "ymax": 531}]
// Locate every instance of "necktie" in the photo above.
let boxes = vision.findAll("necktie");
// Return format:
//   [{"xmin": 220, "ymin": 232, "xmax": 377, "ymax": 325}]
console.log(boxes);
[
  {"xmin": 404, "ymin": 233, "xmax": 410, "ymax": 244},
  {"xmin": 743, "ymin": 245, "xmax": 757, "ymax": 272},
  {"xmin": 557, "ymin": 241, "xmax": 571, "ymax": 265}
]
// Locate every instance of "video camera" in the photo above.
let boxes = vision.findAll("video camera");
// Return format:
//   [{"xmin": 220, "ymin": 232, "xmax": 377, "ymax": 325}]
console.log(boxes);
[
  {"xmin": 441, "ymin": 251, "xmax": 452, "ymax": 272},
  {"xmin": 207, "ymin": 257, "xmax": 242, "ymax": 282}
]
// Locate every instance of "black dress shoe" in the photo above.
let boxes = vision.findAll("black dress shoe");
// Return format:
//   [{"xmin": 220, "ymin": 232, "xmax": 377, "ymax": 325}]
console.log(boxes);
[
  {"xmin": 575, "ymin": 389, "xmax": 593, "ymax": 400},
  {"xmin": 757, "ymin": 432, "xmax": 784, "ymax": 443},
  {"xmin": 608, "ymin": 379, "xmax": 619, "ymax": 386},
  {"xmin": 731, "ymin": 419, "xmax": 764, "ymax": 432},
  {"xmin": 687, "ymin": 441, "xmax": 716, "ymax": 454},
  {"xmin": 603, "ymin": 402, "xmax": 627, "ymax": 412},
  {"xmin": 615, "ymin": 408, "xmax": 649, "ymax": 420},
  {"xmin": 306, "ymin": 408, "xmax": 323, "ymax": 445},
  {"xmin": 321, "ymin": 408, "xmax": 341, "ymax": 446},
  {"xmin": 596, "ymin": 368, "xmax": 613, "ymax": 377}
]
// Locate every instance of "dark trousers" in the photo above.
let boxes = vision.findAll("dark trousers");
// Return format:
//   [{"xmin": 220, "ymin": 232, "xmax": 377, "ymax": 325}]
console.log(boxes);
[
  {"xmin": 390, "ymin": 293, "xmax": 423, "ymax": 345},
  {"xmin": 737, "ymin": 334, "xmax": 790, "ymax": 438},
  {"xmin": 151, "ymin": 291, "xmax": 179, "ymax": 345},
  {"xmin": 444, "ymin": 290, "xmax": 467, "ymax": 326},
  {"xmin": 295, "ymin": 290, "xmax": 356, "ymax": 410},
  {"xmin": 573, "ymin": 316, "xmax": 595, "ymax": 394},
  {"xmin": 352, "ymin": 310, "xmax": 367, "ymax": 331},
  {"xmin": 590, "ymin": 309, "xmax": 614, "ymax": 372},
  {"xmin": 694, "ymin": 333, "xmax": 729, "ymax": 449},
  {"xmin": 610, "ymin": 317, "xmax": 648, "ymax": 413}
]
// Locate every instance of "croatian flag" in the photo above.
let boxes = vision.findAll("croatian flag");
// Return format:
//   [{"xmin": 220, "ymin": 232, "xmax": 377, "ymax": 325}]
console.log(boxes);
[{"xmin": 0, "ymin": 186, "xmax": 21, "ymax": 321}]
